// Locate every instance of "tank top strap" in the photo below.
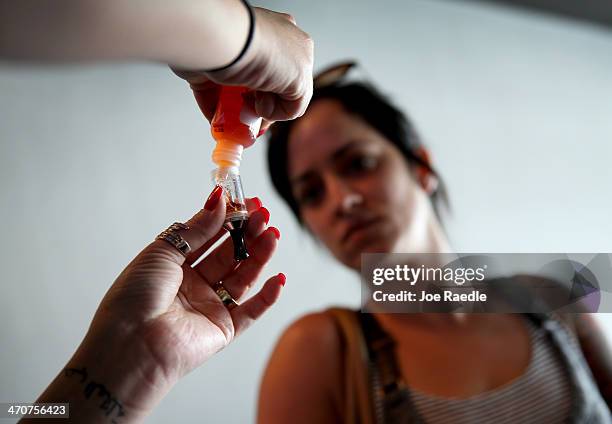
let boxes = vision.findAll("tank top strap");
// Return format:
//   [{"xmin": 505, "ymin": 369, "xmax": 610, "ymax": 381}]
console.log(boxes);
[
  {"xmin": 359, "ymin": 313, "xmax": 425, "ymax": 424},
  {"xmin": 523, "ymin": 312, "xmax": 612, "ymax": 423}
]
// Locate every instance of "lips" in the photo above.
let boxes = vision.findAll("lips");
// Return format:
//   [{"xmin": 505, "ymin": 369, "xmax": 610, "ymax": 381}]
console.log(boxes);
[{"xmin": 341, "ymin": 217, "xmax": 384, "ymax": 246}]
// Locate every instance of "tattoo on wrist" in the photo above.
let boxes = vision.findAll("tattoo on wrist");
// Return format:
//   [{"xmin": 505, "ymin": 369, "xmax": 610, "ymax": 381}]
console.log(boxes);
[{"xmin": 64, "ymin": 367, "xmax": 125, "ymax": 423}]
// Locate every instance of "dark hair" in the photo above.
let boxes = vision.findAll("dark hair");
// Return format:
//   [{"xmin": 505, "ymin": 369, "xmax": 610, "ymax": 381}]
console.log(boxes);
[{"xmin": 266, "ymin": 81, "xmax": 449, "ymax": 223}]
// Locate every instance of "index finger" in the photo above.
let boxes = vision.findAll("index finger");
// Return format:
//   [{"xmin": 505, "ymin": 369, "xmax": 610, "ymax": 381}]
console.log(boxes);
[
  {"xmin": 185, "ymin": 196, "xmax": 263, "ymax": 265},
  {"xmin": 191, "ymin": 81, "xmax": 221, "ymax": 122},
  {"xmin": 149, "ymin": 186, "xmax": 226, "ymax": 267}
]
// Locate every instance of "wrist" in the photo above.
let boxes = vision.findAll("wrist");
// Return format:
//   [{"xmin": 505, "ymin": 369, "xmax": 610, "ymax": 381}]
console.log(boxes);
[
  {"xmin": 204, "ymin": 0, "xmax": 254, "ymax": 73},
  {"xmin": 160, "ymin": 0, "xmax": 251, "ymax": 70},
  {"xmin": 35, "ymin": 324, "xmax": 177, "ymax": 423},
  {"xmin": 79, "ymin": 323, "xmax": 177, "ymax": 404},
  {"xmin": 203, "ymin": 6, "xmax": 267, "ymax": 85}
]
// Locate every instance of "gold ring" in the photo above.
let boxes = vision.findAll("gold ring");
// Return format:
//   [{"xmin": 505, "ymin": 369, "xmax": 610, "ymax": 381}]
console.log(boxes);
[{"xmin": 214, "ymin": 281, "xmax": 239, "ymax": 310}]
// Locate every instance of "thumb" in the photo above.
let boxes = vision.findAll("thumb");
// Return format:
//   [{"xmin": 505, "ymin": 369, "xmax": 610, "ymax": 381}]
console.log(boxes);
[
  {"xmin": 254, "ymin": 91, "xmax": 277, "ymax": 120},
  {"xmin": 99, "ymin": 186, "xmax": 227, "ymax": 319},
  {"xmin": 146, "ymin": 186, "xmax": 226, "ymax": 267}
]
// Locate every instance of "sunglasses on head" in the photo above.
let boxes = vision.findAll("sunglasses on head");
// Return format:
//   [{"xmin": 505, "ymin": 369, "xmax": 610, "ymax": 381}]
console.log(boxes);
[{"xmin": 313, "ymin": 60, "xmax": 357, "ymax": 90}]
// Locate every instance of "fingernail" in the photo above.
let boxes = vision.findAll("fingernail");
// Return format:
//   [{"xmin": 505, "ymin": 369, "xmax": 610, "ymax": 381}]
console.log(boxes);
[
  {"xmin": 268, "ymin": 226, "xmax": 281, "ymax": 240},
  {"xmin": 278, "ymin": 273, "xmax": 286, "ymax": 287},
  {"xmin": 257, "ymin": 127, "xmax": 267, "ymax": 137},
  {"xmin": 205, "ymin": 185, "xmax": 223, "ymax": 211},
  {"xmin": 253, "ymin": 197, "xmax": 263, "ymax": 209},
  {"xmin": 259, "ymin": 206, "xmax": 270, "ymax": 225}
]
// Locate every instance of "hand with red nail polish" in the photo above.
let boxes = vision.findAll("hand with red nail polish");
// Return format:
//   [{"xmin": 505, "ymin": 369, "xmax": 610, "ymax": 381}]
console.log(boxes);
[{"xmin": 28, "ymin": 187, "xmax": 284, "ymax": 422}]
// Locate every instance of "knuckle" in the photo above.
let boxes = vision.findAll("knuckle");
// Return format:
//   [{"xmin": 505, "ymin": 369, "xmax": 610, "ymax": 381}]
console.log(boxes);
[
  {"xmin": 244, "ymin": 305, "xmax": 259, "ymax": 322},
  {"xmin": 281, "ymin": 13, "xmax": 297, "ymax": 24},
  {"xmin": 190, "ymin": 219, "xmax": 215, "ymax": 241},
  {"xmin": 260, "ymin": 288, "xmax": 275, "ymax": 309}
]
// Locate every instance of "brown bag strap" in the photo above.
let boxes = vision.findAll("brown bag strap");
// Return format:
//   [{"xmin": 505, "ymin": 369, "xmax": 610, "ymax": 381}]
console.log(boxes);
[
  {"xmin": 360, "ymin": 313, "xmax": 413, "ymax": 422},
  {"xmin": 327, "ymin": 307, "xmax": 376, "ymax": 424}
]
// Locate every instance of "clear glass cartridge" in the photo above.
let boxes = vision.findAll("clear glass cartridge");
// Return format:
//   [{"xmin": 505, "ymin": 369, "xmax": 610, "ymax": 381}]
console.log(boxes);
[{"xmin": 212, "ymin": 166, "xmax": 249, "ymax": 261}]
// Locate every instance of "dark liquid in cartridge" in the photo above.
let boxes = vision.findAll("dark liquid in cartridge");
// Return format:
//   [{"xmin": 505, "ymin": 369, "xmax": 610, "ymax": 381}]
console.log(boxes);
[{"xmin": 226, "ymin": 218, "xmax": 249, "ymax": 261}]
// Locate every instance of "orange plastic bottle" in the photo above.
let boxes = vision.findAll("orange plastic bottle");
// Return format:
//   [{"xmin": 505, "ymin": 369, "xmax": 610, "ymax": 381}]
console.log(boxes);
[
  {"xmin": 210, "ymin": 86, "xmax": 262, "ymax": 261},
  {"xmin": 211, "ymin": 86, "xmax": 262, "ymax": 167}
]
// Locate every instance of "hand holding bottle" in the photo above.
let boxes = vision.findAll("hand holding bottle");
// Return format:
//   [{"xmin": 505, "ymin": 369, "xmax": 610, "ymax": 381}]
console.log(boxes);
[
  {"xmin": 174, "ymin": 6, "xmax": 314, "ymax": 128},
  {"xmin": 2, "ymin": 0, "xmax": 313, "ymax": 126}
]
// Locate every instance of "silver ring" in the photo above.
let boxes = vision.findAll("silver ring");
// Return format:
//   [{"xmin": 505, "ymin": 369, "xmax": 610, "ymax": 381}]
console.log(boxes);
[
  {"xmin": 156, "ymin": 222, "xmax": 191, "ymax": 256},
  {"xmin": 214, "ymin": 282, "xmax": 239, "ymax": 310}
]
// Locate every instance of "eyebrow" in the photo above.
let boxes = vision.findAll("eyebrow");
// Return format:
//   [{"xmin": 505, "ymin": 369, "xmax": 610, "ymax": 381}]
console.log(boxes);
[{"xmin": 290, "ymin": 141, "xmax": 361, "ymax": 186}]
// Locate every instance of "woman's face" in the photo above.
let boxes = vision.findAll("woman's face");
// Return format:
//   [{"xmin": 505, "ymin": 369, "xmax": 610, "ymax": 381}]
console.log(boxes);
[{"xmin": 287, "ymin": 99, "xmax": 435, "ymax": 271}]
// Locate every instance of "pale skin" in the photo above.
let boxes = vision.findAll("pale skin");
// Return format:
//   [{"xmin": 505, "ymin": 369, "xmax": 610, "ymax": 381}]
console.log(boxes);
[
  {"xmin": 257, "ymin": 99, "xmax": 612, "ymax": 423},
  {"xmin": 0, "ymin": 0, "xmax": 314, "ymax": 124}
]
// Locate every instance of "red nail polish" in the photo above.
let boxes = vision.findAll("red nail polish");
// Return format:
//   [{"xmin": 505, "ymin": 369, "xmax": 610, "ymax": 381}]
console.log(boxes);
[
  {"xmin": 205, "ymin": 185, "xmax": 223, "ymax": 211},
  {"xmin": 278, "ymin": 273, "xmax": 286, "ymax": 286},
  {"xmin": 253, "ymin": 197, "xmax": 263, "ymax": 209},
  {"xmin": 259, "ymin": 206, "xmax": 270, "ymax": 225},
  {"xmin": 269, "ymin": 226, "xmax": 281, "ymax": 240},
  {"xmin": 257, "ymin": 128, "xmax": 267, "ymax": 137}
]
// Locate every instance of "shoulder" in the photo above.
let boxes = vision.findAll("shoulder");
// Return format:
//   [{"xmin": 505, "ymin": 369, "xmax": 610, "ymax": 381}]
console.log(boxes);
[
  {"xmin": 277, "ymin": 309, "xmax": 347, "ymax": 353},
  {"xmin": 257, "ymin": 309, "xmax": 351, "ymax": 424}
]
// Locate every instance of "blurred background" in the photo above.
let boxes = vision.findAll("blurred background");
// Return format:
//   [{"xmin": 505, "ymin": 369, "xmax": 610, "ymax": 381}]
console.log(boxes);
[{"xmin": 1, "ymin": 0, "xmax": 611, "ymax": 422}]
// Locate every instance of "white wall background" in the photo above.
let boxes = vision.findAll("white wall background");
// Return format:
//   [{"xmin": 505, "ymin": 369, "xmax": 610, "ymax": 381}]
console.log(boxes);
[{"xmin": 1, "ymin": 0, "xmax": 611, "ymax": 422}]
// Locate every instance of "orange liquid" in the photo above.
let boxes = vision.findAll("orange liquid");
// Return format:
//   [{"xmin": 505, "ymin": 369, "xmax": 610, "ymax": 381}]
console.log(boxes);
[{"xmin": 211, "ymin": 86, "xmax": 258, "ymax": 148}]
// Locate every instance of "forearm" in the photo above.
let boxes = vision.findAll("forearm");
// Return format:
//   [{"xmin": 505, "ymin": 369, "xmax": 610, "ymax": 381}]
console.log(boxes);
[
  {"xmin": 20, "ymin": 326, "xmax": 175, "ymax": 424},
  {"xmin": 0, "ymin": 0, "xmax": 249, "ymax": 68},
  {"xmin": 20, "ymin": 367, "xmax": 146, "ymax": 424}
]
